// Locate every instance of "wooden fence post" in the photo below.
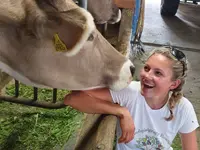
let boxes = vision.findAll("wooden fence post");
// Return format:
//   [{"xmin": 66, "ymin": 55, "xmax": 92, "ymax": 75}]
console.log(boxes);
[
  {"xmin": 74, "ymin": 114, "xmax": 117, "ymax": 150},
  {"xmin": 0, "ymin": 71, "xmax": 12, "ymax": 94},
  {"xmin": 116, "ymin": 8, "xmax": 134, "ymax": 56}
]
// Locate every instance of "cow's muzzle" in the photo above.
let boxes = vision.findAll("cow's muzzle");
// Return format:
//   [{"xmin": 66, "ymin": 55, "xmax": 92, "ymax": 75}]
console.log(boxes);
[{"xmin": 109, "ymin": 60, "xmax": 135, "ymax": 91}]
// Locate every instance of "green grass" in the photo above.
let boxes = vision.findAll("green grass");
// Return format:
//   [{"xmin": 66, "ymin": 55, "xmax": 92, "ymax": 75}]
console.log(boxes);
[
  {"xmin": 0, "ymin": 83, "xmax": 83, "ymax": 150},
  {"xmin": 172, "ymin": 134, "xmax": 182, "ymax": 150}
]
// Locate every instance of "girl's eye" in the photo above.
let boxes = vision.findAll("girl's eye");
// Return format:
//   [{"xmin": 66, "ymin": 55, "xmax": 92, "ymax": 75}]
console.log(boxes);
[
  {"xmin": 144, "ymin": 65, "xmax": 150, "ymax": 72},
  {"xmin": 155, "ymin": 71, "xmax": 162, "ymax": 76}
]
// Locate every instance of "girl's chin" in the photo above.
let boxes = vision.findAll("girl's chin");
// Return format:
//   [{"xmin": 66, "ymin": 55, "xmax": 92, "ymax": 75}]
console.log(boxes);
[
  {"xmin": 140, "ymin": 89, "xmax": 154, "ymax": 98},
  {"xmin": 141, "ymin": 91, "xmax": 147, "ymax": 97}
]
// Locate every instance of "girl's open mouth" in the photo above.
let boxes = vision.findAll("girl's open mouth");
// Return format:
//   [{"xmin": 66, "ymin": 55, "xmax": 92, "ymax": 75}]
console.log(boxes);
[{"xmin": 143, "ymin": 83, "xmax": 154, "ymax": 89}]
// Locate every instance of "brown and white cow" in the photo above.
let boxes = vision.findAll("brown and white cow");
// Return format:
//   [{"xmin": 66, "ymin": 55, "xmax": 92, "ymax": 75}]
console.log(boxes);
[
  {"xmin": 0, "ymin": 0, "xmax": 135, "ymax": 91},
  {"xmin": 87, "ymin": 0, "xmax": 121, "ymax": 24},
  {"xmin": 87, "ymin": 0, "xmax": 135, "ymax": 24}
]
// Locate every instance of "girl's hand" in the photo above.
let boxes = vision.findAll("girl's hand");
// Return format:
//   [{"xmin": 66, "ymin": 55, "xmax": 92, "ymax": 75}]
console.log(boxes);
[{"xmin": 118, "ymin": 107, "xmax": 135, "ymax": 143}]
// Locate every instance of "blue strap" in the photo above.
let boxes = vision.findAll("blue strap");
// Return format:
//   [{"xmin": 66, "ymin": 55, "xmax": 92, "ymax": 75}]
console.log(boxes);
[{"xmin": 130, "ymin": 0, "xmax": 141, "ymax": 44}]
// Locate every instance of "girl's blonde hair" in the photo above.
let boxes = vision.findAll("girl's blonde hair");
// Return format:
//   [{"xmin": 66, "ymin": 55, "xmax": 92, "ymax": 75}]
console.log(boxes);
[{"xmin": 145, "ymin": 47, "xmax": 188, "ymax": 121}]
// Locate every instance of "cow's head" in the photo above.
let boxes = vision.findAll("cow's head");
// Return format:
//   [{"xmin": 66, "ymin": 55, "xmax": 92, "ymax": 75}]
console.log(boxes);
[{"xmin": 0, "ymin": 0, "xmax": 135, "ymax": 91}]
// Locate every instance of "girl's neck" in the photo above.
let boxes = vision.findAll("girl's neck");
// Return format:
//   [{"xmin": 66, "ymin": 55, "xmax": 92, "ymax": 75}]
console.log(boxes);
[{"xmin": 145, "ymin": 94, "xmax": 169, "ymax": 110}]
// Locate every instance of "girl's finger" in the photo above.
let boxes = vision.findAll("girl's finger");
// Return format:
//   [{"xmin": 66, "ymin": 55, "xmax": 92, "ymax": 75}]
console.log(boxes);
[{"xmin": 118, "ymin": 132, "xmax": 127, "ymax": 143}]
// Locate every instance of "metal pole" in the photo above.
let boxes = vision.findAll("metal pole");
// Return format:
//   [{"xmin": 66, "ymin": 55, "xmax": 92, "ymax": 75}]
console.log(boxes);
[
  {"xmin": 0, "ymin": 95, "xmax": 66, "ymax": 109},
  {"xmin": 15, "ymin": 80, "xmax": 19, "ymax": 97},
  {"xmin": 52, "ymin": 88, "xmax": 57, "ymax": 103},
  {"xmin": 79, "ymin": 0, "xmax": 88, "ymax": 9},
  {"xmin": 33, "ymin": 87, "xmax": 38, "ymax": 101}
]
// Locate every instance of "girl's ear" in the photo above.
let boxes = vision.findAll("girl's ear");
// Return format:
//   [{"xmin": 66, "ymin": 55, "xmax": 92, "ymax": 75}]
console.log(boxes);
[{"xmin": 170, "ymin": 79, "xmax": 181, "ymax": 90}]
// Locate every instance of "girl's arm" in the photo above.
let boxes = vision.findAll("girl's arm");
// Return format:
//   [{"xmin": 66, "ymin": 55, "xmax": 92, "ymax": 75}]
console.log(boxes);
[
  {"xmin": 64, "ymin": 89, "xmax": 135, "ymax": 143},
  {"xmin": 180, "ymin": 130, "xmax": 199, "ymax": 150},
  {"xmin": 64, "ymin": 89, "xmax": 124, "ymax": 116}
]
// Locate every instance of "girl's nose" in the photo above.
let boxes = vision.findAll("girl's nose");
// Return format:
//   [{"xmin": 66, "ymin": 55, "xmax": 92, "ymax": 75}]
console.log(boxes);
[{"xmin": 144, "ymin": 71, "xmax": 153, "ymax": 80}]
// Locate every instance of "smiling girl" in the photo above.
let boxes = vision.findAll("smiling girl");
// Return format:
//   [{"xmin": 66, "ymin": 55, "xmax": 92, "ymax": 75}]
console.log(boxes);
[{"xmin": 64, "ymin": 47, "xmax": 199, "ymax": 150}]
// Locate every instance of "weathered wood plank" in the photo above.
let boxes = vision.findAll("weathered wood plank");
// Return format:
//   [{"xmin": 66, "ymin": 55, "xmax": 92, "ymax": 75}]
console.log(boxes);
[
  {"xmin": 75, "ymin": 114, "xmax": 117, "ymax": 150},
  {"xmin": 0, "ymin": 71, "xmax": 12, "ymax": 93},
  {"xmin": 117, "ymin": 8, "xmax": 134, "ymax": 55}
]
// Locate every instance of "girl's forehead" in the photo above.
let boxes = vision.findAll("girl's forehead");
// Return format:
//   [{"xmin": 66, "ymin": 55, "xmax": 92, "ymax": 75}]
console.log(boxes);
[{"xmin": 146, "ymin": 54, "xmax": 173, "ymax": 70}]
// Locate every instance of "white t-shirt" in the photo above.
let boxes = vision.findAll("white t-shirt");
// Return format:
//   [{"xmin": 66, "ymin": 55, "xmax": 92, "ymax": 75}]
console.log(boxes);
[{"xmin": 110, "ymin": 81, "xmax": 199, "ymax": 150}]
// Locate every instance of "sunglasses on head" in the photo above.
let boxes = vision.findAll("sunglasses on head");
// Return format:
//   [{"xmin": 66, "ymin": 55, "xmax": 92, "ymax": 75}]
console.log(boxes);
[
  {"xmin": 171, "ymin": 47, "xmax": 186, "ymax": 62},
  {"xmin": 165, "ymin": 46, "xmax": 186, "ymax": 76}
]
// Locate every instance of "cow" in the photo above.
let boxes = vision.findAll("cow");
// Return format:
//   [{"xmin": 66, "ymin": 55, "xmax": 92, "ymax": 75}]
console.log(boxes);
[
  {"xmin": 0, "ymin": 0, "xmax": 135, "ymax": 91},
  {"xmin": 87, "ymin": 0, "xmax": 121, "ymax": 24},
  {"xmin": 87, "ymin": 0, "xmax": 135, "ymax": 24}
]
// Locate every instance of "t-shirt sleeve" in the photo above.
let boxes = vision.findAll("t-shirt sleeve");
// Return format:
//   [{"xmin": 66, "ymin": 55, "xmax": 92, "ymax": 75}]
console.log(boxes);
[
  {"xmin": 109, "ymin": 81, "xmax": 140, "ymax": 107},
  {"xmin": 178, "ymin": 99, "xmax": 199, "ymax": 134}
]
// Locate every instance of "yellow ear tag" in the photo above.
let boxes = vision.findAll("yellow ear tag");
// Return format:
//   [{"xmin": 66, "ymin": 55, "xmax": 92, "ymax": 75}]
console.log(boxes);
[{"xmin": 53, "ymin": 33, "xmax": 68, "ymax": 52}]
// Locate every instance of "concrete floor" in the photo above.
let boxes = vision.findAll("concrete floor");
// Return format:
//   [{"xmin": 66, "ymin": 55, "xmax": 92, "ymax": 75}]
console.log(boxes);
[
  {"xmin": 142, "ymin": 0, "xmax": 200, "ymax": 147},
  {"xmin": 142, "ymin": 0, "xmax": 200, "ymax": 50}
]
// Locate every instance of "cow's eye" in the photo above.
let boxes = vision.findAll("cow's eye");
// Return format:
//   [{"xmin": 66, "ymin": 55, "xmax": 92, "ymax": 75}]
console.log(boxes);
[{"xmin": 87, "ymin": 34, "xmax": 94, "ymax": 41}]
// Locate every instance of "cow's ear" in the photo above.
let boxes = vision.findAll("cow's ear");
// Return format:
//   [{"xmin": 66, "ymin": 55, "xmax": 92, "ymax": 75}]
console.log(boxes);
[
  {"xmin": 31, "ymin": 0, "xmax": 95, "ymax": 56},
  {"xmin": 52, "ymin": 8, "xmax": 95, "ymax": 56}
]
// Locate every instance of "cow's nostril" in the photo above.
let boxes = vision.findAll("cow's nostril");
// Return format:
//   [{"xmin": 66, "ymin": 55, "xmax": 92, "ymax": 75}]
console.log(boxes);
[{"xmin": 130, "ymin": 66, "xmax": 135, "ymax": 77}]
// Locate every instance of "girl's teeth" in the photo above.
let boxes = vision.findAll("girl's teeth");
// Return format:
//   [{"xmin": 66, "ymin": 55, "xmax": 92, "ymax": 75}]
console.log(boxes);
[{"xmin": 144, "ymin": 84, "xmax": 154, "ymax": 88}]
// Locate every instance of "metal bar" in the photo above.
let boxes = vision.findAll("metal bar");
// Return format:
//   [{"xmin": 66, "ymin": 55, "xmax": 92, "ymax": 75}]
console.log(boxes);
[
  {"xmin": 33, "ymin": 87, "xmax": 38, "ymax": 101},
  {"xmin": 0, "ymin": 96, "xmax": 66, "ymax": 109},
  {"xmin": 15, "ymin": 80, "xmax": 19, "ymax": 97},
  {"xmin": 78, "ymin": 0, "xmax": 88, "ymax": 9},
  {"xmin": 53, "ymin": 88, "xmax": 57, "ymax": 103},
  {"xmin": 102, "ymin": 23, "xmax": 108, "ymax": 37}
]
